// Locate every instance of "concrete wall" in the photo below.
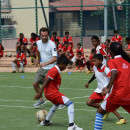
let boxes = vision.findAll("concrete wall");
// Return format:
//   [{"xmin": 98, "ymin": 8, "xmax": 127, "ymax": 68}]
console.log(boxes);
[{"xmin": 11, "ymin": 0, "xmax": 49, "ymax": 38}]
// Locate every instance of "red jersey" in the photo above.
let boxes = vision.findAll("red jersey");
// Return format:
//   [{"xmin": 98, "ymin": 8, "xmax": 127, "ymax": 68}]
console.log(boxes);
[
  {"xmin": 76, "ymin": 48, "xmax": 84, "ymax": 56},
  {"xmin": 0, "ymin": 45, "xmax": 3, "ymax": 56},
  {"xmin": 101, "ymin": 44, "xmax": 107, "ymax": 49},
  {"xmin": 107, "ymin": 55, "xmax": 130, "ymax": 105},
  {"xmin": 62, "ymin": 36, "xmax": 73, "ymax": 47},
  {"xmin": 32, "ymin": 46, "xmax": 37, "ymax": 53},
  {"xmin": 16, "ymin": 53, "xmax": 27, "ymax": 64},
  {"xmin": 17, "ymin": 38, "xmax": 28, "ymax": 45},
  {"xmin": 67, "ymin": 45, "xmax": 74, "ymax": 57},
  {"xmin": 29, "ymin": 37, "xmax": 39, "ymax": 44},
  {"xmin": 56, "ymin": 43, "xmax": 62, "ymax": 52},
  {"xmin": 89, "ymin": 54, "xmax": 93, "ymax": 60},
  {"xmin": 51, "ymin": 36, "xmax": 60, "ymax": 42},
  {"xmin": 44, "ymin": 65, "xmax": 61, "ymax": 95},
  {"xmin": 111, "ymin": 35, "xmax": 123, "ymax": 43},
  {"xmin": 127, "ymin": 44, "xmax": 130, "ymax": 50}
]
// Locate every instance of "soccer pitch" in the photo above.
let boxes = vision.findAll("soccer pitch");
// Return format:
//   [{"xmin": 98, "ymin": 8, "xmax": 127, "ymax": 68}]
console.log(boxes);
[{"xmin": 0, "ymin": 72, "xmax": 129, "ymax": 130}]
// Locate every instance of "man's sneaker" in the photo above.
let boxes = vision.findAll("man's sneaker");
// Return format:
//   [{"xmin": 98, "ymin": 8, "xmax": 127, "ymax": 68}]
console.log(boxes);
[
  {"xmin": 103, "ymin": 112, "xmax": 110, "ymax": 120},
  {"xmin": 40, "ymin": 120, "xmax": 52, "ymax": 126},
  {"xmin": 20, "ymin": 70, "xmax": 24, "ymax": 73},
  {"xmin": 58, "ymin": 104, "xmax": 65, "ymax": 109},
  {"xmin": 86, "ymin": 70, "xmax": 92, "ymax": 74},
  {"xmin": 33, "ymin": 99, "xmax": 46, "ymax": 108},
  {"xmin": 68, "ymin": 124, "xmax": 83, "ymax": 130},
  {"xmin": 116, "ymin": 118, "xmax": 127, "ymax": 125},
  {"xmin": 12, "ymin": 70, "xmax": 16, "ymax": 73}
]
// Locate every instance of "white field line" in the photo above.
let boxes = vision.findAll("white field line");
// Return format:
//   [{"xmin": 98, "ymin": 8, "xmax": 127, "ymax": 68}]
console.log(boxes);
[
  {"xmin": 0, "ymin": 85, "xmax": 95, "ymax": 91},
  {"xmin": 0, "ymin": 95, "xmax": 129, "ymax": 114},
  {"xmin": 0, "ymin": 105, "xmax": 128, "ymax": 114}
]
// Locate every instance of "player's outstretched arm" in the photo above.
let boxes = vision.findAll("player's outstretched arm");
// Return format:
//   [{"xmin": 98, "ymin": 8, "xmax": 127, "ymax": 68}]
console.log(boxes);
[
  {"xmin": 34, "ymin": 77, "xmax": 51, "ymax": 100},
  {"xmin": 85, "ymin": 74, "xmax": 95, "ymax": 88}
]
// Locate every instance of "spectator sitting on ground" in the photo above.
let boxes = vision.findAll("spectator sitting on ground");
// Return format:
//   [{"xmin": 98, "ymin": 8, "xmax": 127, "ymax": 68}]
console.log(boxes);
[
  {"xmin": 16, "ymin": 33, "xmax": 28, "ymax": 55},
  {"xmin": 61, "ymin": 41, "xmax": 74, "ymax": 60},
  {"xmin": 0, "ymin": 44, "xmax": 4, "ymax": 58},
  {"xmin": 111, "ymin": 30, "xmax": 123, "ymax": 45},
  {"xmin": 12, "ymin": 49, "xmax": 27, "ymax": 73},
  {"xmin": 51, "ymin": 32, "xmax": 60, "ymax": 43},
  {"xmin": 86, "ymin": 48, "xmax": 96, "ymax": 74},
  {"xmin": 62, "ymin": 31, "xmax": 73, "ymax": 48},
  {"xmin": 125, "ymin": 37, "xmax": 130, "ymax": 51},
  {"xmin": 30, "ymin": 43, "xmax": 38, "ymax": 65},
  {"xmin": 76, "ymin": 43, "xmax": 84, "ymax": 56},
  {"xmin": 75, "ymin": 51, "xmax": 86, "ymax": 70},
  {"xmin": 55, "ymin": 39, "xmax": 62, "ymax": 58},
  {"xmin": 28, "ymin": 33, "xmax": 39, "ymax": 57}
]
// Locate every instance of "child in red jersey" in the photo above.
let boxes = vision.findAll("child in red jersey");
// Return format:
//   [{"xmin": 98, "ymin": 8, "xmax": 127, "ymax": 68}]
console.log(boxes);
[
  {"xmin": 111, "ymin": 30, "xmax": 123, "ymax": 45},
  {"xmin": 28, "ymin": 33, "xmax": 39, "ymax": 57},
  {"xmin": 91, "ymin": 35, "xmax": 108, "ymax": 66},
  {"xmin": 75, "ymin": 52, "xmax": 86, "ymax": 70},
  {"xmin": 125, "ymin": 37, "xmax": 130, "ymax": 51},
  {"xmin": 76, "ymin": 43, "xmax": 84, "ymax": 56},
  {"xmin": 0, "ymin": 44, "xmax": 4, "ymax": 58},
  {"xmin": 86, "ymin": 49, "xmax": 96, "ymax": 74},
  {"xmin": 51, "ymin": 32, "xmax": 60, "ymax": 43},
  {"xmin": 94, "ymin": 42, "xmax": 130, "ymax": 130},
  {"xmin": 63, "ymin": 31, "xmax": 73, "ymax": 48},
  {"xmin": 61, "ymin": 41, "xmax": 74, "ymax": 60},
  {"xmin": 85, "ymin": 54, "xmax": 125, "ymax": 124},
  {"xmin": 55, "ymin": 39, "xmax": 62, "ymax": 56},
  {"xmin": 30, "ymin": 43, "xmax": 38, "ymax": 65},
  {"xmin": 16, "ymin": 33, "xmax": 28, "ymax": 54},
  {"xmin": 12, "ymin": 49, "xmax": 27, "ymax": 73},
  {"xmin": 34, "ymin": 55, "xmax": 83, "ymax": 130}
]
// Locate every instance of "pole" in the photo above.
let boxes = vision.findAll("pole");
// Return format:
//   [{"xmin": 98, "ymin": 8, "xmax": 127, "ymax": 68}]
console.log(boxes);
[
  {"xmin": 35, "ymin": 0, "xmax": 38, "ymax": 35},
  {"xmin": 80, "ymin": 0, "xmax": 83, "ymax": 47},
  {"xmin": 126, "ymin": 0, "xmax": 128, "ymax": 37},
  {"xmin": 104, "ymin": 0, "xmax": 108, "ymax": 40},
  {"xmin": 112, "ymin": 0, "xmax": 117, "ymax": 30},
  {"xmin": 40, "ymin": 0, "xmax": 49, "ymax": 28},
  {"xmin": 0, "ymin": 0, "xmax": 2, "ymax": 44}
]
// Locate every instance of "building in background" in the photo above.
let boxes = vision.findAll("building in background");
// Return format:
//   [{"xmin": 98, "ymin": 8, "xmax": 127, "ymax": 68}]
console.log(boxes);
[{"xmin": 1, "ymin": 0, "xmax": 49, "ymax": 38}]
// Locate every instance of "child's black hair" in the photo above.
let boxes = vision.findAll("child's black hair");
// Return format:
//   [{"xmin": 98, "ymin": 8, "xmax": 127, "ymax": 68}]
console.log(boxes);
[
  {"xmin": 93, "ymin": 54, "xmax": 103, "ymax": 61},
  {"xmin": 55, "ymin": 39, "xmax": 59, "ymax": 42},
  {"xmin": 53, "ymin": 32, "xmax": 57, "ymax": 35},
  {"xmin": 65, "ymin": 31, "xmax": 69, "ymax": 35},
  {"xmin": 91, "ymin": 35, "xmax": 100, "ymax": 42},
  {"xmin": 77, "ymin": 43, "xmax": 81, "ymax": 46},
  {"xmin": 126, "ymin": 37, "xmax": 130, "ymax": 41},
  {"xmin": 110, "ymin": 42, "xmax": 130, "ymax": 62},
  {"xmin": 77, "ymin": 51, "xmax": 82, "ymax": 55},
  {"xmin": 91, "ymin": 48, "xmax": 96, "ymax": 53},
  {"xmin": 19, "ymin": 33, "xmax": 24, "ymax": 36},
  {"xmin": 64, "ymin": 41, "xmax": 69, "ymax": 44},
  {"xmin": 57, "ymin": 54, "xmax": 70, "ymax": 65},
  {"xmin": 113, "ymin": 30, "xmax": 118, "ymax": 34},
  {"xmin": 33, "ymin": 43, "xmax": 37, "ymax": 46},
  {"xmin": 106, "ymin": 39, "xmax": 111, "ymax": 43}
]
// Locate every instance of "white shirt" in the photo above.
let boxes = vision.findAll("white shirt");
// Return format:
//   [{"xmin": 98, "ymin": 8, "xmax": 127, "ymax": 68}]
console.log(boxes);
[
  {"xmin": 36, "ymin": 39, "xmax": 57, "ymax": 69},
  {"xmin": 96, "ymin": 45, "xmax": 107, "ymax": 66},
  {"xmin": 94, "ymin": 65, "xmax": 110, "ymax": 93}
]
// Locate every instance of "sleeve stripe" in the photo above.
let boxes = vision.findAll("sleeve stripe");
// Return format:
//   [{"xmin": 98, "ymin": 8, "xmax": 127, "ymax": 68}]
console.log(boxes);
[{"xmin": 48, "ymin": 76, "xmax": 54, "ymax": 80}]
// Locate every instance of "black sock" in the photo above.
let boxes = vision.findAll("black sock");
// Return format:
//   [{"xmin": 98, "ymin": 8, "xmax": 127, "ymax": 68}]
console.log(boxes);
[{"xmin": 69, "ymin": 123, "xmax": 74, "ymax": 127}]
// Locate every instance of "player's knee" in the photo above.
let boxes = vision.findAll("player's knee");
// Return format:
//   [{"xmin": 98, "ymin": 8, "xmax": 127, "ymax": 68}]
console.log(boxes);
[{"xmin": 65, "ymin": 100, "xmax": 73, "ymax": 107}]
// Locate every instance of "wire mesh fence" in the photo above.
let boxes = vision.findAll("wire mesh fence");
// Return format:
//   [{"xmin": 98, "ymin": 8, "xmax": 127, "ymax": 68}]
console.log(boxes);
[{"xmin": 0, "ymin": 0, "xmax": 130, "ymax": 48}]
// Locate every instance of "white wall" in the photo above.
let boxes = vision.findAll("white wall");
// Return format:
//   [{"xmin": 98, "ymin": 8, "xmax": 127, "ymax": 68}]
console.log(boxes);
[{"xmin": 11, "ymin": 0, "xmax": 49, "ymax": 38}]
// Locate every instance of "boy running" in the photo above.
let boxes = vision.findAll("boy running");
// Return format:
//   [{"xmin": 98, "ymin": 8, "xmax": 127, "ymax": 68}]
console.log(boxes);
[{"xmin": 34, "ymin": 55, "xmax": 83, "ymax": 130}]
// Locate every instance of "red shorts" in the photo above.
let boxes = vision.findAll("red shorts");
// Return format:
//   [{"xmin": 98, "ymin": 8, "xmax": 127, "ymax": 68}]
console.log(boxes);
[
  {"xmin": 45, "ymin": 92, "xmax": 69, "ymax": 105},
  {"xmin": 101, "ymin": 100, "xmax": 130, "ymax": 113},
  {"xmin": 17, "ymin": 61, "xmax": 27, "ymax": 66},
  {"xmin": 89, "ymin": 92, "xmax": 105, "ymax": 103}
]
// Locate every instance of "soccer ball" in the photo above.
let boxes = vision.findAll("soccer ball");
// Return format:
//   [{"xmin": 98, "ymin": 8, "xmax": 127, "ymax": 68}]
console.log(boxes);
[{"xmin": 36, "ymin": 110, "xmax": 48, "ymax": 122}]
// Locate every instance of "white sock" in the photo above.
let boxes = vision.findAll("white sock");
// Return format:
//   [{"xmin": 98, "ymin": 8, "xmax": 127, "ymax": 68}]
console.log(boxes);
[
  {"xmin": 46, "ymin": 105, "xmax": 58, "ymax": 121},
  {"xmin": 20, "ymin": 62, "xmax": 24, "ymax": 71},
  {"xmin": 67, "ymin": 102, "xmax": 74, "ymax": 124},
  {"xmin": 12, "ymin": 62, "xmax": 16, "ymax": 71}
]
